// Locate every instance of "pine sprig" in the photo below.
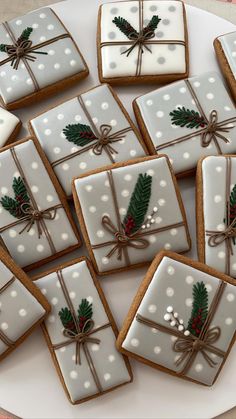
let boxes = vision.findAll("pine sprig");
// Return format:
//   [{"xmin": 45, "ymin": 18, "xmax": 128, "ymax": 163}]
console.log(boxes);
[
  {"xmin": 170, "ymin": 107, "xmax": 207, "ymax": 129},
  {"xmin": 224, "ymin": 184, "xmax": 236, "ymax": 245},
  {"xmin": 63, "ymin": 123, "xmax": 97, "ymax": 147},
  {"xmin": 112, "ymin": 16, "xmax": 138, "ymax": 38},
  {"xmin": 13, "ymin": 177, "xmax": 30, "ymax": 205},
  {"xmin": 123, "ymin": 173, "xmax": 152, "ymax": 235},
  {"xmin": 78, "ymin": 299, "xmax": 93, "ymax": 332},
  {"xmin": 143, "ymin": 15, "xmax": 161, "ymax": 34},
  {"xmin": 0, "ymin": 44, "xmax": 7, "ymax": 52},
  {"xmin": 0, "ymin": 177, "xmax": 30, "ymax": 219},
  {"xmin": 59, "ymin": 307, "xmax": 77, "ymax": 334},
  {"xmin": 59, "ymin": 299, "xmax": 93, "ymax": 334},
  {"xmin": 187, "ymin": 282, "xmax": 208, "ymax": 337},
  {"xmin": 18, "ymin": 27, "xmax": 33, "ymax": 42}
]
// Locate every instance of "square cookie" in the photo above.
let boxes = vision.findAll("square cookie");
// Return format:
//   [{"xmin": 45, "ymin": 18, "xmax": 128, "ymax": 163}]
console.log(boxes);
[
  {"xmin": 0, "ymin": 246, "xmax": 50, "ymax": 361},
  {"xmin": 34, "ymin": 257, "xmax": 132, "ymax": 404},
  {"xmin": 29, "ymin": 84, "xmax": 147, "ymax": 198},
  {"xmin": 0, "ymin": 8, "xmax": 89, "ymax": 109},
  {"xmin": 117, "ymin": 251, "xmax": 236, "ymax": 386},
  {"xmin": 196, "ymin": 155, "xmax": 236, "ymax": 278},
  {"xmin": 214, "ymin": 32, "xmax": 236, "ymax": 104},
  {"xmin": 134, "ymin": 72, "xmax": 236, "ymax": 177},
  {"xmin": 72, "ymin": 155, "xmax": 191, "ymax": 275},
  {"xmin": 0, "ymin": 137, "xmax": 81, "ymax": 271},
  {"xmin": 0, "ymin": 107, "xmax": 21, "ymax": 147},
  {"xmin": 97, "ymin": 0, "xmax": 188, "ymax": 85}
]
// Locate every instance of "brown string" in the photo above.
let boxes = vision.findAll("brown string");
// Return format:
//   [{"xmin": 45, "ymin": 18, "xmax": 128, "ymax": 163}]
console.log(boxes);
[
  {"xmin": 0, "ymin": 22, "xmax": 71, "ymax": 92},
  {"xmin": 53, "ymin": 270, "xmax": 111, "ymax": 393},
  {"xmin": 136, "ymin": 281, "xmax": 226, "ymax": 376},
  {"xmin": 156, "ymin": 79, "xmax": 236, "ymax": 153},
  {"xmin": 0, "ymin": 276, "xmax": 15, "ymax": 347},
  {"xmin": 206, "ymin": 157, "xmax": 235, "ymax": 276},
  {"xmin": 91, "ymin": 170, "xmax": 185, "ymax": 265},
  {"xmin": 100, "ymin": 0, "xmax": 186, "ymax": 77},
  {"xmin": 0, "ymin": 147, "xmax": 60, "ymax": 255}
]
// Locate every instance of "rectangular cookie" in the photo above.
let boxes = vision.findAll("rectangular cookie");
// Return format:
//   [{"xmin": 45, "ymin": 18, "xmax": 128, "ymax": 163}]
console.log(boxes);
[
  {"xmin": 214, "ymin": 32, "xmax": 236, "ymax": 104},
  {"xmin": 0, "ymin": 137, "xmax": 81, "ymax": 271},
  {"xmin": 33, "ymin": 257, "xmax": 132, "ymax": 404},
  {"xmin": 29, "ymin": 84, "xmax": 148, "ymax": 198},
  {"xmin": 0, "ymin": 107, "xmax": 21, "ymax": 147},
  {"xmin": 0, "ymin": 246, "xmax": 50, "ymax": 362},
  {"xmin": 133, "ymin": 71, "xmax": 236, "ymax": 177},
  {"xmin": 117, "ymin": 251, "xmax": 236, "ymax": 386},
  {"xmin": 97, "ymin": 0, "xmax": 188, "ymax": 85},
  {"xmin": 72, "ymin": 155, "xmax": 191, "ymax": 275},
  {"xmin": 0, "ymin": 8, "xmax": 89, "ymax": 110},
  {"xmin": 196, "ymin": 155, "xmax": 236, "ymax": 278}
]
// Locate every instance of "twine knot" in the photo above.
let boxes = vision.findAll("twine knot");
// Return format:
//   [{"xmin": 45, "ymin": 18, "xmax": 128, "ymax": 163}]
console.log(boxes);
[
  {"xmin": 19, "ymin": 203, "xmax": 57, "ymax": 238},
  {"xmin": 92, "ymin": 124, "xmax": 123, "ymax": 159},
  {"xmin": 207, "ymin": 216, "xmax": 236, "ymax": 256},
  {"xmin": 201, "ymin": 110, "xmax": 233, "ymax": 148},
  {"xmin": 122, "ymin": 30, "xmax": 155, "ymax": 56}
]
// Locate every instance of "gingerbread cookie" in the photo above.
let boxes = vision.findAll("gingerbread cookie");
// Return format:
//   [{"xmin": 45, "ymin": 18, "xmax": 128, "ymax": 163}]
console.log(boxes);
[
  {"xmin": 0, "ymin": 107, "xmax": 21, "ymax": 147},
  {"xmin": 214, "ymin": 32, "xmax": 236, "ymax": 104}
]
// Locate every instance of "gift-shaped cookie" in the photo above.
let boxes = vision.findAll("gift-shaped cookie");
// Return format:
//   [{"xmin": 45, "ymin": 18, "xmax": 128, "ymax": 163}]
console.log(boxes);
[
  {"xmin": 0, "ymin": 138, "xmax": 81, "ymax": 270},
  {"xmin": 214, "ymin": 32, "xmax": 236, "ymax": 104},
  {"xmin": 117, "ymin": 251, "xmax": 236, "ymax": 386},
  {"xmin": 0, "ymin": 107, "xmax": 21, "ymax": 147},
  {"xmin": 0, "ymin": 8, "xmax": 88, "ymax": 109},
  {"xmin": 0, "ymin": 246, "xmax": 50, "ymax": 361},
  {"xmin": 196, "ymin": 155, "xmax": 236, "ymax": 278},
  {"xmin": 97, "ymin": 0, "xmax": 188, "ymax": 85},
  {"xmin": 72, "ymin": 156, "xmax": 191, "ymax": 275},
  {"xmin": 29, "ymin": 84, "xmax": 147, "ymax": 198},
  {"xmin": 134, "ymin": 72, "xmax": 236, "ymax": 177},
  {"xmin": 34, "ymin": 258, "xmax": 132, "ymax": 404}
]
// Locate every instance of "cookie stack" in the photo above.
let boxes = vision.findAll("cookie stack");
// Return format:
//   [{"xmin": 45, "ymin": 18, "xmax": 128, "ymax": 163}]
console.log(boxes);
[{"xmin": 0, "ymin": 0, "xmax": 236, "ymax": 407}]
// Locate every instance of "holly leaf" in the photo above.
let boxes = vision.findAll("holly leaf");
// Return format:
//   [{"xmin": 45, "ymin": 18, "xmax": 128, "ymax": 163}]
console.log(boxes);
[
  {"xmin": 63, "ymin": 123, "xmax": 97, "ymax": 147},
  {"xmin": 170, "ymin": 107, "xmax": 207, "ymax": 129}
]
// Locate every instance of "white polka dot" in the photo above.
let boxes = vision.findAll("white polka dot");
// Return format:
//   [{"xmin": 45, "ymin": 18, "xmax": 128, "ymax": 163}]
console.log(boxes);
[
  {"xmin": 170, "ymin": 228, "xmax": 177, "ymax": 236},
  {"xmin": 31, "ymin": 185, "xmax": 39, "ymax": 193},
  {"xmin": 208, "ymin": 77, "xmax": 215, "ymax": 83},
  {"xmin": 214, "ymin": 195, "xmax": 222, "ymax": 203},
  {"xmin": 37, "ymin": 244, "xmax": 44, "ymax": 253},
  {"xmin": 32, "ymin": 23, "xmax": 39, "ymax": 29},
  {"xmin": 179, "ymin": 87, "xmax": 186, "ymax": 93},
  {"xmin": 74, "ymin": 114, "xmax": 82, "ymax": 123},
  {"xmin": 1, "ymin": 186, "xmax": 8, "ymax": 194},
  {"xmin": 149, "ymin": 235, "xmax": 156, "ymax": 243},
  {"xmin": 9, "ymin": 229, "xmax": 17, "ymax": 238},
  {"xmin": 97, "ymin": 230, "xmax": 104, "ymax": 238},
  {"xmin": 156, "ymin": 111, "xmax": 164, "ymax": 118},
  {"xmin": 48, "ymin": 315, "xmax": 55, "ymax": 323},
  {"xmin": 11, "ymin": 75, "xmax": 18, "ymax": 81},
  {"xmin": 171, "ymin": 336, "xmax": 177, "ymax": 342},
  {"xmin": 110, "ymin": 119, "xmax": 117, "ymax": 127},
  {"xmin": 121, "ymin": 189, "xmax": 129, "ymax": 197},
  {"xmin": 62, "ymin": 163, "xmax": 69, "ymax": 171},
  {"xmin": 101, "ymin": 102, "xmax": 109, "ymax": 110},
  {"xmin": 119, "ymin": 208, "xmax": 127, "ymax": 215},
  {"xmin": 225, "ymin": 317, "xmax": 233, "ymax": 325},
  {"xmin": 85, "ymin": 100, "xmax": 91, "ymax": 107},
  {"xmin": 164, "ymin": 243, "xmax": 171, "ymax": 250},
  {"xmin": 108, "ymin": 354, "xmax": 115, "ymax": 362},
  {"xmin": 65, "ymin": 48, "xmax": 71, "ymax": 55},
  {"xmin": 154, "ymin": 346, "xmax": 161, "ymax": 354},
  {"xmin": 40, "ymin": 13, "xmax": 46, "ymax": 18},
  {"xmin": 51, "ymin": 297, "xmax": 58, "ymax": 305},
  {"xmin": 71, "ymin": 147, "xmax": 78, "ymax": 153},
  {"xmin": 61, "ymin": 233, "xmax": 69, "ymax": 240},
  {"xmin": 166, "ymin": 287, "xmax": 174, "ymax": 297},
  {"xmin": 85, "ymin": 185, "xmax": 93, "ymax": 192},
  {"xmin": 186, "ymin": 275, "xmax": 194, "ymax": 284},
  {"xmin": 156, "ymin": 131, "xmax": 162, "ymax": 139},
  {"xmin": 102, "ymin": 257, "xmax": 109, "ymax": 265},
  {"xmin": 163, "ymin": 94, "xmax": 170, "ymax": 101},
  {"xmin": 147, "ymin": 169, "xmax": 155, "ymax": 177},
  {"xmin": 206, "ymin": 284, "xmax": 212, "ymax": 292},
  {"xmin": 193, "ymin": 81, "xmax": 200, "ymax": 88},
  {"xmin": 47, "ymin": 24, "xmax": 54, "ymax": 30},
  {"xmin": 130, "ymin": 149, "xmax": 137, "ymax": 157},
  {"xmin": 70, "ymin": 60, "xmax": 77, "ymax": 67},
  {"xmin": 57, "ymin": 113, "xmax": 64, "ymax": 120},
  {"xmin": 16, "ymin": 19, "xmax": 22, "ymax": 25},
  {"xmin": 0, "ymin": 71, "xmax": 6, "ymax": 77},
  {"xmin": 38, "ymin": 64, "xmax": 45, "ymax": 70},
  {"xmin": 224, "ymin": 106, "xmax": 231, "ymax": 112},
  {"xmin": 84, "ymin": 381, "xmax": 90, "ymax": 388},
  {"xmin": 10, "ymin": 290, "xmax": 17, "ymax": 297},
  {"xmin": 26, "ymin": 78, "xmax": 33, "ymax": 85},
  {"xmin": 185, "ymin": 298, "xmax": 193, "ymax": 307},
  {"xmin": 40, "ymin": 36, "xmax": 46, "ymax": 42},
  {"xmin": 1, "ymin": 322, "xmax": 8, "ymax": 331},
  {"xmin": 160, "ymin": 180, "xmax": 167, "ymax": 187},
  {"xmin": 54, "ymin": 63, "xmax": 60, "ymax": 70},
  {"xmin": 60, "ymin": 347, "xmax": 66, "ymax": 352},
  {"xmin": 218, "ymin": 251, "xmax": 225, "ymax": 259},
  {"xmin": 232, "ymin": 51, "xmax": 236, "ymax": 58},
  {"xmin": 148, "ymin": 304, "xmax": 157, "ymax": 313},
  {"xmin": 41, "ymin": 288, "xmax": 47, "ymax": 295},
  {"xmin": 104, "ymin": 373, "xmax": 111, "ymax": 381},
  {"xmin": 46, "ymin": 195, "xmax": 54, "ymax": 202},
  {"xmin": 91, "ymin": 344, "xmax": 100, "ymax": 351},
  {"xmin": 158, "ymin": 199, "xmax": 165, "ymax": 206},
  {"xmin": 69, "ymin": 291, "xmax": 76, "ymax": 299},
  {"xmin": 72, "ymin": 271, "xmax": 79, "ymax": 278},
  {"xmin": 124, "ymin": 174, "xmax": 132, "ymax": 181},
  {"xmin": 206, "ymin": 93, "xmax": 214, "ymax": 100},
  {"xmin": 70, "ymin": 371, "xmax": 78, "ymax": 379},
  {"xmin": 79, "ymin": 162, "xmax": 87, "ymax": 170},
  {"xmin": 17, "ymin": 245, "xmax": 25, "ymax": 253},
  {"xmin": 183, "ymin": 152, "xmax": 190, "ymax": 159},
  {"xmin": 89, "ymin": 206, "xmax": 96, "ymax": 213},
  {"xmin": 44, "ymin": 129, "xmax": 51, "ymax": 136},
  {"xmin": 19, "ymin": 309, "xmax": 27, "ymax": 317},
  {"xmin": 167, "ymin": 266, "xmax": 175, "ymax": 275},
  {"xmin": 195, "ymin": 363, "xmax": 203, "ymax": 372},
  {"xmin": 131, "ymin": 338, "xmax": 139, "ymax": 347},
  {"xmin": 155, "ymin": 216, "xmax": 162, "ymax": 224},
  {"xmin": 227, "ymin": 293, "xmax": 235, "ymax": 302},
  {"xmin": 146, "ymin": 99, "xmax": 153, "ymax": 106}
]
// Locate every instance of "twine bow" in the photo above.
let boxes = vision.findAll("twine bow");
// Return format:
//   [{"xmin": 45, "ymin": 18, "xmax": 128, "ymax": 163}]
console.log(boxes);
[
  {"xmin": 201, "ymin": 110, "xmax": 232, "ymax": 148},
  {"xmin": 207, "ymin": 216, "xmax": 236, "ymax": 257},
  {"xmin": 92, "ymin": 124, "xmax": 123, "ymax": 158},
  {"xmin": 102, "ymin": 215, "xmax": 149, "ymax": 261},
  {"xmin": 174, "ymin": 326, "xmax": 221, "ymax": 371},
  {"xmin": 19, "ymin": 203, "xmax": 57, "ymax": 238},
  {"xmin": 63, "ymin": 319, "xmax": 100, "ymax": 365},
  {"xmin": 4, "ymin": 39, "xmax": 47, "ymax": 70},
  {"xmin": 122, "ymin": 30, "xmax": 155, "ymax": 57}
]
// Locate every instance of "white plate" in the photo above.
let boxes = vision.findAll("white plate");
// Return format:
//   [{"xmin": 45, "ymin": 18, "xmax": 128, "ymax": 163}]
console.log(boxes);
[{"xmin": 0, "ymin": 1, "xmax": 236, "ymax": 418}]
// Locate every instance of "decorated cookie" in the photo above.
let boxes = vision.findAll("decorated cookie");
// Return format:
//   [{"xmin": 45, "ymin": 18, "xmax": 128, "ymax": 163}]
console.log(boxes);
[
  {"xmin": 196, "ymin": 155, "xmax": 236, "ymax": 278},
  {"xmin": 0, "ymin": 107, "xmax": 21, "ymax": 147},
  {"xmin": 0, "ymin": 137, "xmax": 81, "ymax": 270},
  {"xmin": 97, "ymin": 0, "xmax": 188, "ymax": 85},
  {"xmin": 0, "ymin": 246, "xmax": 50, "ymax": 362},
  {"xmin": 214, "ymin": 32, "xmax": 236, "ymax": 104},
  {"xmin": 72, "ymin": 156, "xmax": 191, "ymax": 275},
  {"xmin": 0, "ymin": 8, "xmax": 88, "ymax": 110},
  {"xmin": 117, "ymin": 251, "xmax": 236, "ymax": 386},
  {"xmin": 29, "ymin": 84, "xmax": 147, "ymax": 198},
  {"xmin": 133, "ymin": 72, "xmax": 236, "ymax": 177},
  {"xmin": 34, "ymin": 258, "xmax": 132, "ymax": 404}
]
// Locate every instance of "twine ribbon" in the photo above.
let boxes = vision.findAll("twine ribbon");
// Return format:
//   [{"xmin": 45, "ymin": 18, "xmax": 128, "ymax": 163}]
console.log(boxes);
[
  {"xmin": 0, "ymin": 147, "xmax": 62, "ymax": 255},
  {"xmin": 136, "ymin": 281, "xmax": 226, "ymax": 376},
  {"xmin": 0, "ymin": 20, "xmax": 71, "ymax": 91},
  {"xmin": 51, "ymin": 95, "xmax": 132, "ymax": 169},
  {"xmin": 206, "ymin": 157, "xmax": 236, "ymax": 275},
  {"xmin": 91, "ymin": 170, "xmax": 185, "ymax": 266},
  {"xmin": 52, "ymin": 270, "xmax": 111, "ymax": 393},
  {"xmin": 100, "ymin": 0, "xmax": 186, "ymax": 77},
  {"xmin": 156, "ymin": 80, "xmax": 236, "ymax": 155},
  {"xmin": 0, "ymin": 277, "xmax": 16, "ymax": 348}
]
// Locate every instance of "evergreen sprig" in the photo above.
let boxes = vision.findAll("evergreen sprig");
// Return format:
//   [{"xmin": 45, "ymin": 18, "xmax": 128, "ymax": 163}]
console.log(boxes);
[
  {"xmin": 170, "ymin": 107, "xmax": 207, "ymax": 129},
  {"xmin": 0, "ymin": 177, "xmax": 30, "ymax": 219},
  {"xmin": 18, "ymin": 27, "xmax": 33, "ymax": 42},
  {"xmin": 0, "ymin": 44, "xmax": 7, "ymax": 52},
  {"xmin": 112, "ymin": 16, "xmax": 137, "ymax": 38},
  {"xmin": 143, "ymin": 15, "xmax": 161, "ymax": 34},
  {"xmin": 63, "ymin": 123, "xmax": 97, "ymax": 147},
  {"xmin": 224, "ymin": 184, "xmax": 236, "ymax": 245},
  {"xmin": 187, "ymin": 282, "xmax": 208, "ymax": 337},
  {"xmin": 123, "ymin": 173, "xmax": 152, "ymax": 235},
  {"xmin": 78, "ymin": 299, "xmax": 93, "ymax": 332},
  {"xmin": 59, "ymin": 307, "xmax": 76, "ymax": 334},
  {"xmin": 59, "ymin": 298, "xmax": 93, "ymax": 334}
]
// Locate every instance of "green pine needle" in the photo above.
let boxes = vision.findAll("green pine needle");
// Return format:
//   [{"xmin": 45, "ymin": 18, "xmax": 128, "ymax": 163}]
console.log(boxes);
[
  {"xmin": 0, "ymin": 177, "xmax": 30, "ymax": 219},
  {"xmin": 63, "ymin": 123, "xmax": 97, "ymax": 147},
  {"xmin": 112, "ymin": 16, "xmax": 138, "ymax": 38},
  {"xmin": 143, "ymin": 15, "xmax": 161, "ymax": 33},
  {"xmin": 170, "ymin": 107, "xmax": 207, "ymax": 129},
  {"xmin": 187, "ymin": 282, "xmax": 208, "ymax": 336},
  {"xmin": 58, "ymin": 307, "xmax": 77, "ymax": 333},
  {"xmin": 0, "ymin": 44, "xmax": 7, "ymax": 52},
  {"xmin": 78, "ymin": 298, "xmax": 93, "ymax": 321},
  {"xmin": 19, "ymin": 27, "xmax": 33, "ymax": 41}
]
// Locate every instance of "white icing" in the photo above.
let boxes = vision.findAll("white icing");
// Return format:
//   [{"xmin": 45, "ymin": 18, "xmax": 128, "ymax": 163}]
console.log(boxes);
[{"xmin": 0, "ymin": 107, "xmax": 20, "ymax": 146}]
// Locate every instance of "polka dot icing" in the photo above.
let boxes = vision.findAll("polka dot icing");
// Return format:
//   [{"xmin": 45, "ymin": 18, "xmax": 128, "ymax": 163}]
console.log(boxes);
[{"xmin": 130, "ymin": 338, "xmax": 139, "ymax": 347}]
